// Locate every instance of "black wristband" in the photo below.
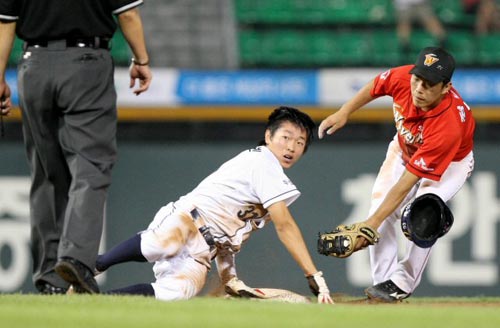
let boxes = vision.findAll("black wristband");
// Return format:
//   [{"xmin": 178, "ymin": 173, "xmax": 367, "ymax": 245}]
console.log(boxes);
[
  {"xmin": 131, "ymin": 58, "xmax": 149, "ymax": 66},
  {"xmin": 306, "ymin": 275, "xmax": 320, "ymax": 296}
]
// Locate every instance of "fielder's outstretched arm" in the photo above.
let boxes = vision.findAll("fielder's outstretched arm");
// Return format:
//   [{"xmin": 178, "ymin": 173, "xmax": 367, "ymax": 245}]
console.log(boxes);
[
  {"xmin": 318, "ymin": 79, "xmax": 376, "ymax": 139},
  {"xmin": 353, "ymin": 170, "xmax": 421, "ymax": 252},
  {"xmin": 365, "ymin": 170, "xmax": 420, "ymax": 230}
]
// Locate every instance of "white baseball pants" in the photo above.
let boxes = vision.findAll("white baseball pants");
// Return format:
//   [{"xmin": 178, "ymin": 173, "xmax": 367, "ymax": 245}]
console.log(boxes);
[{"xmin": 367, "ymin": 136, "xmax": 474, "ymax": 293}]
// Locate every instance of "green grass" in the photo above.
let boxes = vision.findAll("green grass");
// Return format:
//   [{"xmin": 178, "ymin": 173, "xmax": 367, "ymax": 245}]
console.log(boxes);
[{"xmin": 1, "ymin": 294, "xmax": 500, "ymax": 328}]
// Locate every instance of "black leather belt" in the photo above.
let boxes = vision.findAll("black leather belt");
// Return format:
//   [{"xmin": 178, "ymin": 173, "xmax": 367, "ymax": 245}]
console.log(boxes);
[
  {"xmin": 23, "ymin": 37, "xmax": 110, "ymax": 50},
  {"xmin": 191, "ymin": 208, "xmax": 216, "ymax": 251}
]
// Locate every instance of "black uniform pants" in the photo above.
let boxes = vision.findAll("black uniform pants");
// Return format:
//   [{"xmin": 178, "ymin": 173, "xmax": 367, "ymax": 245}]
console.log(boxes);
[{"xmin": 17, "ymin": 42, "xmax": 117, "ymax": 289}]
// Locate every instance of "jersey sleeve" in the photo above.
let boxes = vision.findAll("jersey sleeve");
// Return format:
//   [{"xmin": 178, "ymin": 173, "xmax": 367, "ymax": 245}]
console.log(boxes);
[
  {"xmin": 110, "ymin": 0, "xmax": 143, "ymax": 15},
  {"xmin": 406, "ymin": 116, "xmax": 462, "ymax": 180},
  {"xmin": 0, "ymin": 0, "xmax": 19, "ymax": 21},
  {"xmin": 251, "ymin": 159, "xmax": 300, "ymax": 209},
  {"xmin": 371, "ymin": 69, "xmax": 396, "ymax": 98},
  {"xmin": 371, "ymin": 65, "xmax": 412, "ymax": 99}
]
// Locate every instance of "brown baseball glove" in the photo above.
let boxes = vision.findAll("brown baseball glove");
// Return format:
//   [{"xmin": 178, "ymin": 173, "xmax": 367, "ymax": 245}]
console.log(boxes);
[{"xmin": 317, "ymin": 222, "xmax": 380, "ymax": 258}]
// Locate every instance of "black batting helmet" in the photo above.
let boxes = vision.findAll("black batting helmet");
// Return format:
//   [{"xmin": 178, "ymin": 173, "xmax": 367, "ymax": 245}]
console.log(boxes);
[{"xmin": 401, "ymin": 193, "xmax": 454, "ymax": 248}]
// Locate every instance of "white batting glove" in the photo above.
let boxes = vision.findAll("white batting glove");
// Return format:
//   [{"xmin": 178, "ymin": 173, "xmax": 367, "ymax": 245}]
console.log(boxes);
[
  {"xmin": 224, "ymin": 277, "xmax": 266, "ymax": 299},
  {"xmin": 306, "ymin": 271, "xmax": 334, "ymax": 304}
]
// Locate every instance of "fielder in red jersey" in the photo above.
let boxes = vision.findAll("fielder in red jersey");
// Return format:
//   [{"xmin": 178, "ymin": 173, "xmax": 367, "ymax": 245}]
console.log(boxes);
[
  {"xmin": 371, "ymin": 64, "xmax": 475, "ymax": 181},
  {"xmin": 318, "ymin": 47, "xmax": 475, "ymax": 302}
]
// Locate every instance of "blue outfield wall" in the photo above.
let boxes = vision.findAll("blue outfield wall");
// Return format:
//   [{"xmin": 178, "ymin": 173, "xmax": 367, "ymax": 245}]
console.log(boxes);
[
  {"xmin": 6, "ymin": 68, "xmax": 500, "ymax": 107},
  {"xmin": 0, "ymin": 141, "xmax": 499, "ymax": 297}
]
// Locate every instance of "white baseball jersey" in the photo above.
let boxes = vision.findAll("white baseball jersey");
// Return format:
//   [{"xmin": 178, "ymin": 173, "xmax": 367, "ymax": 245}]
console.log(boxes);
[
  {"xmin": 176, "ymin": 145, "xmax": 301, "ymax": 252},
  {"xmin": 140, "ymin": 146, "xmax": 301, "ymax": 301}
]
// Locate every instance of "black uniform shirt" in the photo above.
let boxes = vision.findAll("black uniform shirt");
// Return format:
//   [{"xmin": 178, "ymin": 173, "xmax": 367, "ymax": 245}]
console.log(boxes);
[{"xmin": 0, "ymin": 0, "xmax": 143, "ymax": 41}]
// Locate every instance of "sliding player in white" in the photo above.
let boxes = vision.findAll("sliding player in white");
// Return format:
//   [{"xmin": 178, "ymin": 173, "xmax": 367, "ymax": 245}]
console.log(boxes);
[{"xmin": 95, "ymin": 107, "xmax": 333, "ymax": 304}]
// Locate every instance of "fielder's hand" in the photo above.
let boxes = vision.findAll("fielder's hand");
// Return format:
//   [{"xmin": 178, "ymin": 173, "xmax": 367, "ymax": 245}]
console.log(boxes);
[
  {"xmin": 224, "ymin": 277, "xmax": 266, "ymax": 299},
  {"xmin": 306, "ymin": 271, "xmax": 334, "ymax": 304},
  {"xmin": 318, "ymin": 110, "xmax": 349, "ymax": 139}
]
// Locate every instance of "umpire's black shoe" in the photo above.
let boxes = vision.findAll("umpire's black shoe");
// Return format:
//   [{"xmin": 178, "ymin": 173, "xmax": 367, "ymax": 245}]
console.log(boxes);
[
  {"xmin": 364, "ymin": 280, "xmax": 410, "ymax": 303},
  {"xmin": 55, "ymin": 257, "xmax": 100, "ymax": 294},
  {"xmin": 36, "ymin": 281, "xmax": 68, "ymax": 295}
]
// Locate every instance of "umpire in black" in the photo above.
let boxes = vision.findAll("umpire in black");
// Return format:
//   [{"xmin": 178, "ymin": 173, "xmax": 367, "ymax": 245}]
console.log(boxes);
[{"xmin": 0, "ymin": 0, "xmax": 152, "ymax": 294}]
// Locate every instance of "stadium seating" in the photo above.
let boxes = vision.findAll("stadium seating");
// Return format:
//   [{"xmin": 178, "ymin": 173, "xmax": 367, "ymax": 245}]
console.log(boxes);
[
  {"xmin": 235, "ymin": 0, "xmax": 498, "ymax": 68},
  {"xmin": 5, "ymin": 1, "xmax": 497, "ymax": 68},
  {"xmin": 235, "ymin": 0, "xmax": 395, "ymax": 25},
  {"xmin": 238, "ymin": 28, "xmax": 488, "ymax": 68},
  {"xmin": 477, "ymin": 34, "xmax": 500, "ymax": 65}
]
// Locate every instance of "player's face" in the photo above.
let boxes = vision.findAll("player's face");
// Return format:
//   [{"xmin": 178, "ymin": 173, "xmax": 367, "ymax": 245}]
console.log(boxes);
[
  {"xmin": 410, "ymin": 74, "xmax": 451, "ymax": 111},
  {"xmin": 265, "ymin": 121, "xmax": 307, "ymax": 169}
]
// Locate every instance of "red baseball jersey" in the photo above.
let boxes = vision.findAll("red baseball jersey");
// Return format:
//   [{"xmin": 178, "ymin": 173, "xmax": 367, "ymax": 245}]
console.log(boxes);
[{"xmin": 371, "ymin": 65, "xmax": 475, "ymax": 181}]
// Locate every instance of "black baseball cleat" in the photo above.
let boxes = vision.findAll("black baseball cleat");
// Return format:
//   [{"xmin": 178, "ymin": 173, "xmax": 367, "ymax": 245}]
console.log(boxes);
[
  {"xmin": 36, "ymin": 281, "xmax": 68, "ymax": 295},
  {"xmin": 364, "ymin": 280, "xmax": 410, "ymax": 303},
  {"xmin": 55, "ymin": 257, "xmax": 100, "ymax": 294}
]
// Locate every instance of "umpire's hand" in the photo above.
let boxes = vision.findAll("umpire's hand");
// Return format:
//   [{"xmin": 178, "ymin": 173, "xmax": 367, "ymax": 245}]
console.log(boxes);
[
  {"xmin": 0, "ymin": 81, "xmax": 12, "ymax": 115},
  {"xmin": 129, "ymin": 63, "xmax": 152, "ymax": 96}
]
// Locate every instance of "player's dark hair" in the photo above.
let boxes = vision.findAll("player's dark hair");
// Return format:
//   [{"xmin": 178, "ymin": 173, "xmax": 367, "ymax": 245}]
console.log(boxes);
[{"xmin": 259, "ymin": 106, "xmax": 316, "ymax": 153}]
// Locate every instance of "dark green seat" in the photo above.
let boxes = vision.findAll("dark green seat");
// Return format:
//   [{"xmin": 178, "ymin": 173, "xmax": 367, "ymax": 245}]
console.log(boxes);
[
  {"xmin": 235, "ymin": 0, "xmax": 394, "ymax": 24},
  {"xmin": 238, "ymin": 31, "xmax": 265, "ymax": 65},
  {"xmin": 235, "ymin": 0, "xmax": 497, "ymax": 67},
  {"xmin": 239, "ymin": 30, "xmax": 313, "ymax": 66},
  {"xmin": 433, "ymin": 0, "xmax": 475, "ymax": 27},
  {"xmin": 478, "ymin": 34, "xmax": 500, "ymax": 66},
  {"xmin": 446, "ymin": 32, "xmax": 477, "ymax": 66},
  {"xmin": 370, "ymin": 30, "xmax": 403, "ymax": 67}
]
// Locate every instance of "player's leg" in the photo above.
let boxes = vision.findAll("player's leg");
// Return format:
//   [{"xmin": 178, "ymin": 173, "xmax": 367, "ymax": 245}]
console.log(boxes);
[
  {"xmin": 97, "ymin": 209, "xmax": 199, "ymax": 272},
  {"xmin": 386, "ymin": 238, "xmax": 432, "ymax": 295},
  {"xmin": 96, "ymin": 204, "xmax": 178, "ymax": 272},
  {"xmin": 95, "ymin": 234, "xmax": 146, "ymax": 273},
  {"xmin": 140, "ymin": 212, "xmax": 199, "ymax": 262},
  {"xmin": 390, "ymin": 151, "xmax": 474, "ymax": 292},
  {"xmin": 106, "ymin": 283, "xmax": 155, "ymax": 296},
  {"xmin": 367, "ymin": 138, "xmax": 414, "ymax": 283},
  {"xmin": 100, "ymin": 257, "xmax": 208, "ymax": 300},
  {"xmin": 151, "ymin": 256, "xmax": 209, "ymax": 301},
  {"xmin": 101, "ymin": 234, "xmax": 210, "ymax": 300}
]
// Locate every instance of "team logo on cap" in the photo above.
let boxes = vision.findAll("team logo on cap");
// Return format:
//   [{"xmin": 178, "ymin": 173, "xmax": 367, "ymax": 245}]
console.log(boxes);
[{"xmin": 423, "ymin": 54, "xmax": 439, "ymax": 66}]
